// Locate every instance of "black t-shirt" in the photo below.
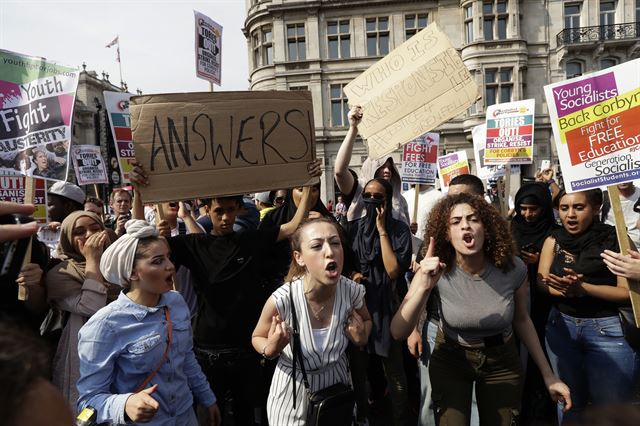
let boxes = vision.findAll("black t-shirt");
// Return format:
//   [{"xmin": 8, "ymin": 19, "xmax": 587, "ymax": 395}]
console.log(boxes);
[{"xmin": 167, "ymin": 227, "xmax": 279, "ymax": 349}]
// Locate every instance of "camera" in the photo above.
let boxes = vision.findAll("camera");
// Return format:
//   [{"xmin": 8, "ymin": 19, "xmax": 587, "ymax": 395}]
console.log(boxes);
[{"xmin": 0, "ymin": 214, "xmax": 34, "ymax": 284}]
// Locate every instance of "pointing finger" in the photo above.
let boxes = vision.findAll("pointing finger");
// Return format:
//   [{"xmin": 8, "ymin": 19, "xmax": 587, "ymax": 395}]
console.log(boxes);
[{"xmin": 425, "ymin": 236, "xmax": 435, "ymax": 258}]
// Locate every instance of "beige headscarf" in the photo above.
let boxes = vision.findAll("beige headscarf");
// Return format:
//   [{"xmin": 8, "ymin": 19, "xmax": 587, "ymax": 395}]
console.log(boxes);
[
  {"xmin": 46, "ymin": 211, "xmax": 116, "ymax": 303},
  {"xmin": 99, "ymin": 220, "xmax": 158, "ymax": 286}
]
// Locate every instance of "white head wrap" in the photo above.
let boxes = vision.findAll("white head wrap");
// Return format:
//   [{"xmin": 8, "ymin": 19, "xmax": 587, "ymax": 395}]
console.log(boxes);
[{"xmin": 100, "ymin": 219, "xmax": 158, "ymax": 286}]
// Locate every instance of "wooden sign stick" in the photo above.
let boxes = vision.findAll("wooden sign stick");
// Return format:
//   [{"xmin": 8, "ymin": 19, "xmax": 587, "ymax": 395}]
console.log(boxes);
[
  {"xmin": 608, "ymin": 184, "xmax": 640, "ymax": 327},
  {"xmin": 504, "ymin": 165, "xmax": 512, "ymax": 217},
  {"xmin": 413, "ymin": 184, "xmax": 420, "ymax": 225},
  {"xmin": 18, "ymin": 176, "xmax": 35, "ymax": 301}
]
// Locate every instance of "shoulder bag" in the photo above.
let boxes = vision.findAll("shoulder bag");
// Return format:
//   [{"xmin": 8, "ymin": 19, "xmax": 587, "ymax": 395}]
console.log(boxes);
[{"xmin": 289, "ymin": 284, "xmax": 355, "ymax": 426}]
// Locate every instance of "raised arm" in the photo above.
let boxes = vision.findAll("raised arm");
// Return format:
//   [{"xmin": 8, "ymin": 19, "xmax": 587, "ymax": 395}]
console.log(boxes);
[
  {"xmin": 334, "ymin": 106, "xmax": 362, "ymax": 196},
  {"xmin": 391, "ymin": 238, "xmax": 444, "ymax": 339},
  {"xmin": 277, "ymin": 160, "xmax": 322, "ymax": 241}
]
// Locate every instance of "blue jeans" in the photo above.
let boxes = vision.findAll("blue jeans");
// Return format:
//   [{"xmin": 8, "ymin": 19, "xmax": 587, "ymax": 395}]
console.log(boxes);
[
  {"xmin": 418, "ymin": 321, "xmax": 479, "ymax": 426},
  {"xmin": 545, "ymin": 307, "xmax": 640, "ymax": 424}
]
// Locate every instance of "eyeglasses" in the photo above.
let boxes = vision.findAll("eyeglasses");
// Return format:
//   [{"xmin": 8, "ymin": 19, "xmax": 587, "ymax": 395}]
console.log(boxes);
[{"xmin": 363, "ymin": 192, "xmax": 385, "ymax": 201}]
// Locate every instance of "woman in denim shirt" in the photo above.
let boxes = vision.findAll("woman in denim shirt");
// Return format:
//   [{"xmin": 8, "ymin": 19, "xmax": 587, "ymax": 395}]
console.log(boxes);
[{"xmin": 77, "ymin": 220, "xmax": 221, "ymax": 425}]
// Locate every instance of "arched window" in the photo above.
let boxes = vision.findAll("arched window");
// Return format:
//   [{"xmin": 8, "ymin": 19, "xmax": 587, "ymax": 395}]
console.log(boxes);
[
  {"xmin": 600, "ymin": 58, "xmax": 617, "ymax": 69},
  {"xmin": 566, "ymin": 61, "xmax": 583, "ymax": 78}
]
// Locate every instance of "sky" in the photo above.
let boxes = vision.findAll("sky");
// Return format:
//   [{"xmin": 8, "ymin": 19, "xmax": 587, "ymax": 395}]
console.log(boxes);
[{"xmin": 0, "ymin": 0, "xmax": 250, "ymax": 94}]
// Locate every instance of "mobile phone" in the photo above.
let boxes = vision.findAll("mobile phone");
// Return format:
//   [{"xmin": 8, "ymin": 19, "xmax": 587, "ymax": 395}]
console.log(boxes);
[
  {"xmin": 0, "ymin": 214, "xmax": 34, "ymax": 284},
  {"xmin": 521, "ymin": 243, "xmax": 537, "ymax": 253}
]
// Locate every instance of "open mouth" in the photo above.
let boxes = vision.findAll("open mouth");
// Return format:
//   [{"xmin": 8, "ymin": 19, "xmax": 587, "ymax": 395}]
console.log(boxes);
[
  {"xmin": 462, "ymin": 233, "xmax": 475, "ymax": 248},
  {"xmin": 325, "ymin": 261, "xmax": 339, "ymax": 278},
  {"xmin": 566, "ymin": 220, "xmax": 579, "ymax": 229}
]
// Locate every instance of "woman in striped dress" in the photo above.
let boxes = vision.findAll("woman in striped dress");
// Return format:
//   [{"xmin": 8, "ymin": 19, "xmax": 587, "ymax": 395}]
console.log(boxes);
[{"xmin": 252, "ymin": 217, "xmax": 372, "ymax": 425}]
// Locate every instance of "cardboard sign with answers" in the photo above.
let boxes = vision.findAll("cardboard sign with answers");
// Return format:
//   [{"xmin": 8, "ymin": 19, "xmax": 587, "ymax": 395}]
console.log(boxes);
[{"xmin": 130, "ymin": 91, "xmax": 318, "ymax": 202}]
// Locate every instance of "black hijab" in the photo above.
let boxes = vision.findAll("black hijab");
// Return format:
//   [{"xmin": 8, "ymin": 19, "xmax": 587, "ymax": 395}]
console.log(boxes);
[{"xmin": 512, "ymin": 182, "xmax": 557, "ymax": 251}]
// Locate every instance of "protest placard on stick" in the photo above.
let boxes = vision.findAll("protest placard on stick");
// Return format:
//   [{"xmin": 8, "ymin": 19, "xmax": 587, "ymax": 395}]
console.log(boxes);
[
  {"xmin": 194, "ymin": 10, "xmax": 222, "ymax": 86},
  {"xmin": 72, "ymin": 145, "xmax": 108, "ymax": 186},
  {"xmin": 437, "ymin": 150, "xmax": 470, "ymax": 191},
  {"xmin": 0, "ymin": 50, "xmax": 79, "ymax": 182},
  {"xmin": 484, "ymin": 99, "xmax": 535, "ymax": 165},
  {"xmin": 401, "ymin": 133, "xmax": 438, "ymax": 186},
  {"xmin": 344, "ymin": 24, "xmax": 479, "ymax": 160},
  {"xmin": 130, "ymin": 91, "xmax": 318, "ymax": 202},
  {"xmin": 104, "ymin": 91, "xmax": 134, "ymax": 185},
  {"xmin": 608, "ymin": 185, "xmax": 640, "ymax": 327}
]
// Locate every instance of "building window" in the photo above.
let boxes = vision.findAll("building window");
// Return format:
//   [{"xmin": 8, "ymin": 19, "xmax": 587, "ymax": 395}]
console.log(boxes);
[
  {"xmin": 327, "ymin": 20, "xmax": 350, "ymax": 59},
  {"xmin": 464, "ymin": 5, "xmax": 474, "ymax": 44},
  {"xmin": 637, "ymin": 0, "xmax": 640, "ymax": 21},
  {"xmin": 566, "ymin": 61, "xmax": 583, "ymax": 78},
  {"xmin": 564, "ymin": 3, "xmax": 581, "ymax": 29},
  {"xmin": 330, "ymin": 84, "xmax": 349, "ymax": 127},
  {"xmin": 252, "ymin": 26, "xmax": 273, "ymax": 67},
  {"xmin": 483, "ymin": 0, "xmax": 508, "ymax": 41},
  {"xmin": 287, "ymin": 23, "xmax": 306, "ymax": 61},
  {"xmin": 405, "ymin": 13, "xmax": 428, "ymax": 39},
  {"xmin": 366, "ymin": 17, "xmax": 390, "ymax": 56},
  {"xmin": 600, "ymin": 58, "xmax": 617, "ymax": 69},
  {"xmin": 485, "ymin": 68, "xmax": 512, "ymax": 107},
  {"xmin": 600, "ymin": 0, "xmax": 616, "ymax": 39},
  {"xmin": 289, "ymin": 85, "xmax": 308, "ymax": 91}
]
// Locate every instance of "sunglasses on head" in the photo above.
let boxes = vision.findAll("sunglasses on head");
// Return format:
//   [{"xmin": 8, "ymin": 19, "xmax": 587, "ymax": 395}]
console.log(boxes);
[
  {"xmin": 275, "ymin": 197, "xmax": 285, "ymax": 203},
  {"xmin": 363, "ymin": 192, "xmax": 385, "ymax": 201}
]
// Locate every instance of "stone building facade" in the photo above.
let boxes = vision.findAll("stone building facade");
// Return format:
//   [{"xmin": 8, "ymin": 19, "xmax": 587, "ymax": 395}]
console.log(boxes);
[{"xmin": 244, "ymin": 0, "xmax": 640, "ymax": 201}]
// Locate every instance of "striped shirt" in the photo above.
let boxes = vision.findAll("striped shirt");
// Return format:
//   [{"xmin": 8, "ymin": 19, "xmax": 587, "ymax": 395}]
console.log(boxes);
[{"xmin": 267, "ymin": 276, "xmax": 365, "ymax": 425}]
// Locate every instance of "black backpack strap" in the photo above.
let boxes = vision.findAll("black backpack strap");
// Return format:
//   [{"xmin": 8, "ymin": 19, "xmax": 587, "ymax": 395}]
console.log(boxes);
[{"xmin": 289, "ymin": 282, "xmax": 310, "ymax": 410}]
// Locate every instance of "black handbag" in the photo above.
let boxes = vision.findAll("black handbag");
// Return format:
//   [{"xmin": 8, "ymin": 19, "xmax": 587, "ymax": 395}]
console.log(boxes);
[
  {"xmin": 618, "ymin": 306, "xmax": 640, "ymax": 351},
  {"xmin": 289, "ymin": 284, "xmax": 355, "ymax": 426}
]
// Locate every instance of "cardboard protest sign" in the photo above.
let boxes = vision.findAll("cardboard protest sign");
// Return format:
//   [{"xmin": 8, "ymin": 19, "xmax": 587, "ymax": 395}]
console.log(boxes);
[
  {"xmin": 401, "ymin": 133, "xmax": 438, "ymax": 185},
  {"xmin": 544, "ymin": 59, "xmax": 640, "ymax": 192},
  {"xmin": 343, "ymin": 23, "xmax": 479, "ymax": 160},
  {"xmin": 0, "ymin": 173, "xmax": 47, "ymax": 223},
  {"xmin": 437, "ymin": 150, "xmax": 470, "ymax": 189},
  {"xmin": 104, "ymin": 91, "xmax": 134, "ymax": 185},
  {"xmin": 194, "ymin": 10, "xmax": 222, "ymax": 85},
  {"xmin": 130, "ymin": 91, "xmax": 317, "ymax": 202},
  {"xmin": 484, "ymin": 99, "xmax": 535, "ymax": 165},
  {"xmin": 0, "ymin": 49, "xmax": 79, "ymax": 181},
  {"xmin": 71, "ymin": 144, "xmax": 108, "ymax": 185}
]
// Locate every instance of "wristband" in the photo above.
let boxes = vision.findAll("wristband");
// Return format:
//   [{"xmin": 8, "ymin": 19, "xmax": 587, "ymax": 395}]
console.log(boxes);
[
  {"xmin": 379, "ymin": 233, "xmax": 388, "ymax": 237},
  {"xmin": 261, "ymin": 344, "xmax": 278, "ymax": 360}
]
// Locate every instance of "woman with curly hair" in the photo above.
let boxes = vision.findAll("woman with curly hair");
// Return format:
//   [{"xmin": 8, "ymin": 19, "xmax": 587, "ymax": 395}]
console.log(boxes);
[{"xmin": 391, "ymin": 193, "xmax": 570, "ymax": 426}]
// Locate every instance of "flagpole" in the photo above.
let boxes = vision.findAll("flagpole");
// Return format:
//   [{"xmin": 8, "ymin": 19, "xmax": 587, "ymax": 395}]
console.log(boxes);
[{"xmin": 117, "ymin": 40, "xmax": 124, "ymax": 88}]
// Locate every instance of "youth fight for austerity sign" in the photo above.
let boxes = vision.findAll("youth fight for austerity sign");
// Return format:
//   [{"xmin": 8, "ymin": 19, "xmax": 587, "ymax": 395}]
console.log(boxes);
[
  {"xmin": 194, "ymin": 10, "xmax": 222, "ymax": 85},
  {"xmin": 104, "ymin": 91, "xmax": 134, "ymax": 185},
  {"xmin": 484, "ymin": 99, "xmax": 535, "ymax": 165},
  {"xmin": 401, "ymin": 133, "xmax": 438, "ymax": 185},
  {"xmin": 437, "ymin": 150, "xmax": 470, "ymax": 190},
  {"xmin": 0, "ymin": 49, "xmax": 79, "ymax": 181},
  {"xmin": 544, "ymin": 59, "xmax": 640, "ymax": 192}
]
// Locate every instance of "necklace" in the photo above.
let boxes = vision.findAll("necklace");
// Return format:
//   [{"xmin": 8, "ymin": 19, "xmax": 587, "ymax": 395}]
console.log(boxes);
[{"xmin": 309, "ymin": 303, "xmax": 326, "ymax": 321}]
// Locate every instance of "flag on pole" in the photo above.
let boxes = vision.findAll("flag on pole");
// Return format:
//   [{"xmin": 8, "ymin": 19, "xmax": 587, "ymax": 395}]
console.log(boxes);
[{"xmin": 105, "ymin": 36, "xmax": 119, "ymax": 48}]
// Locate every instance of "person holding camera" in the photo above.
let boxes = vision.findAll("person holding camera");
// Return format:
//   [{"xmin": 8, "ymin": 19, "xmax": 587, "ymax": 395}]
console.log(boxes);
[{"xmin": 104, "ymin": 189, "xmax": 132, "ymax": 237}]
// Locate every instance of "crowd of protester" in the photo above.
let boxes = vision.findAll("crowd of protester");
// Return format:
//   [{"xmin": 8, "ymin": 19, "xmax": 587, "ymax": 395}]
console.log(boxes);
[{"xmin": 1, "ymin": 106, "xmax": 640, "ymax": 426}]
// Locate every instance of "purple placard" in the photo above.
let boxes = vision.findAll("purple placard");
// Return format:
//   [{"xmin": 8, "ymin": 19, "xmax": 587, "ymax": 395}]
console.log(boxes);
[
  {"xmin": 438, "ymin": 153, "xmax": 458, "ymax": 168},
  {"xmin": 550, "ymin": 72, "xmax": 618, "ymax": 118}
]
